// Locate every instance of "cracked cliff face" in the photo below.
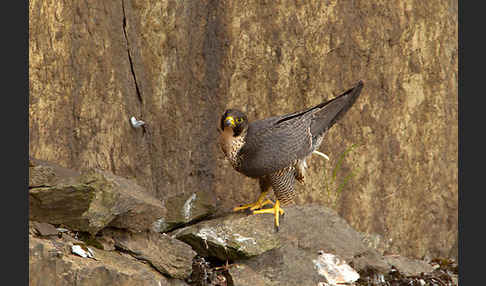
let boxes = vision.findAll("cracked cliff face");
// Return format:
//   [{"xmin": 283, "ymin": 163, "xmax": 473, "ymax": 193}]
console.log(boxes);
[
  {"xmin": 29, "ymin": 0, "xmax": 155, "ymax": 193},
  {"xmin": 121, "ymin": 0, "xmax": 143, "ymax": 104},
  {"xmin": 29, "ymin": 0, "xmax": 457, "ymax": 260}
]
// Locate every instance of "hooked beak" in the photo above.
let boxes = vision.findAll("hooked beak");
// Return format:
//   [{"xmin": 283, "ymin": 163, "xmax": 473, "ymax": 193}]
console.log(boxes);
[{"xmin": 224, "ymin": 116, "xmax": 235, "ymax": 128}]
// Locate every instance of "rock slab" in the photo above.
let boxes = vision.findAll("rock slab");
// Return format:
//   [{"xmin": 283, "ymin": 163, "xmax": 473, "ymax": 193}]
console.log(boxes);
[
  {"xmin": 176, "ymin": 204, "xmax": 437, "ymax": 286},
  {"xmin": 29, "ymin": 236, "xmax": 187, "ymax": 286},
  {"xmin": 104, "ymin": 228, "xmax": 197, "ymax": 279},
  {"xmin": 161, "ymin": 189, "xmax": 217, "ymax": 232},
  {"xmin": 29, "ymin": 159, "xmax": 167, "ymax": 235},
  {"xmin": 175, "ymin": 211, "xmax": 280, "ymax": 261}
]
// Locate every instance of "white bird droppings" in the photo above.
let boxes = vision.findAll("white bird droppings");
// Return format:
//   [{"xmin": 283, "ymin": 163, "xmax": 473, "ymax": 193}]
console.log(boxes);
[
  {"xmin": 71, "ymin": 245, "xmax": 94, "ymax": 259},
  {"xmin": 183, "ymin": 193, "xmax": 197, "ymax": 221},
  {"xmin": 313, "ymin": 250, "xmax": 359, "ymax": 285}
]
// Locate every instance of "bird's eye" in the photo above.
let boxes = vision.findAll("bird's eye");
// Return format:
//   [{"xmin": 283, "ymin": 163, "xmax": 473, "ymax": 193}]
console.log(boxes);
[{"xmin": 236, "ymin": 118, "xmax": 242, "ymax": 124}]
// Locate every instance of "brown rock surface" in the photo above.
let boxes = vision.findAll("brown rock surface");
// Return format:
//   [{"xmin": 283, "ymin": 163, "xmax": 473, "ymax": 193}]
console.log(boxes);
[
  {"xmin": 29, "ymin": 0, "xmax": 457, "ymax": 259},
  {"xmin": 28, "ymin": 201, "xmax": 449, "ymax": 286},
  {"xmin": 31, "ymin": 221, "xmax": 59, "ymax": 237},
  {"xmin": 382, "ymin": 255, "xmax": 434, "ymax": 277},
  {"xmin": 227, "ymin": 263, "xmax": 273, "ymax": 286},
  {"xmin": 83, "ymin": 169, "xmax": 168, "ymax": 233},
  {"xmin": 232, "ymin": 205, "xmax": 390, "ymax": 285},
  {"xmin": 29, "ymin": 157, "xmax": 80, "ymax": 187},
  {"xmin": 162, "ymin": 189, "xmax": 217, "ymax": 232},
  {"xmin": 29, "ymin": 236, "xmax": 188, "ymax": 286},
  {"xmin": 175, "ymin": 211, "xmax": 280, "ymax": 261},
  {"xmin": 29, "ymin": 160, "xmax": 167, "ymax": 235},
  {"xmin": 105, "ymin": 229, "xmax": 197, "ymax": 279},
  {"xmin": 177, "ymin": 204, "xmax": 436, "ymax": 286}
]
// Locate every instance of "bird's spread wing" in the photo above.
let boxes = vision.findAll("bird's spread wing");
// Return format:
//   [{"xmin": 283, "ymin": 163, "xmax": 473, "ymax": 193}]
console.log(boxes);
[{"xmin": 238, "ymin": 113, "xmax": 314, "ymax": 177}]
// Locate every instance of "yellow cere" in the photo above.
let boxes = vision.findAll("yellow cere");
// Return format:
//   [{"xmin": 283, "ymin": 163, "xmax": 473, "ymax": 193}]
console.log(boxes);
[{"xmin": 225, "ymin": 116, "xmax": 236, "ymax": 127}]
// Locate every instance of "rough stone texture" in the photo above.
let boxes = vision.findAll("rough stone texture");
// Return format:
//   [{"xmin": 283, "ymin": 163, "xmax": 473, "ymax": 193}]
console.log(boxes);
[
  {"xmin": 29, "ymin": 180, "xmax": 99, "ymax": 234},
  {"xmin": 83, "ymin": 169, "xmax": 167, "ymax": 233},
  {"xmin": 175, "ymin": 205, "xmax": 434, "ymax": 285},
  {"xmin": 382, "ymin": 255, "xmax": 434, "ymax": 277},
  {"xmin": 29, "ymin": 159, "xmax": 167, "ymax": 235},
  {"xmin": 448, "ymin": 235, "xmax": 458, "ymax": 262},
  {"xmin": 162, "ymin": 189, "xmax": 217, "ymax": 232},
  {"xmin": 174, "ymin": 212, "xmax": 281, "ymax": 261},
  {"xmin": 29, "ymin": 157, "xmax": 81, "ymax": 187},
  {"xmin": 29, "ymin": 0, "xmax": 458, "ymax": 259},
  {"xmin": 31, "ymin": 221, "xmax": 59, "ymax": 237},
  {"xmin": 96, "ymin": 230, "xmax": 116, "ymax": 251},
  {"xmin": 227, "ymin": 263, "xmax": 273, "ymax": 286},
  {"xmin": 29, "ymin": 236, "xmax": 188, "ymax": 286},
  {"xmin": 359, "ymin": 231, "xmax": 393, "ymax": 256},
  {"xmin": 105, "ymin": 229, "xmax": 197, "ymax": 279},
  {"xmin": 236, "ymin": 205, "xmax": 389, "ymax": 285}
]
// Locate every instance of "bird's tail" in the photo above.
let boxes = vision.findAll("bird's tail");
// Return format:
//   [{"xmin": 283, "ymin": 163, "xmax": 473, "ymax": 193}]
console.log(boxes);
[{"xmin": 310, "ymin": 80, "xmax": 364, "ymax": 139}]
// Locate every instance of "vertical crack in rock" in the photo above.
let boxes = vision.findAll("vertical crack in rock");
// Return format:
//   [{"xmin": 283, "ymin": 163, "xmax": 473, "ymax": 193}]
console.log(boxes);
[{"xmin": 121, "ymin": 0, "xmax": 143, "ymax": 104}]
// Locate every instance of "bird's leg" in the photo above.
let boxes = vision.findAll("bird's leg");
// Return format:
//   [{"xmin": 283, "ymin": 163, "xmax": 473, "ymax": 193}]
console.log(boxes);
[
  {"xmin": 233, "ymin": 190, "xmax": 274, "ymax": 211},
  {"xmin": 255, "ymin": 167, "xmax": 295, "ymax": 231},
  {"xmin": 234, "ymin": 177, "xmax": 274, "ymax": 211},
  {"xmin": 252, "ymin": 200, "xmax": 285, "ymax": 231},
  {"xmin": 295, "ymin": 159, "xmax": 307, "ymax": 184}
]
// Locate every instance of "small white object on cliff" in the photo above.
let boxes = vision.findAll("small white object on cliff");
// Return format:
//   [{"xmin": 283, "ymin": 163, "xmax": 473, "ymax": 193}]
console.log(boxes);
[
  {"xmin": 183, "ymin": 193, "xmax": 197, "ymax": 221},
  {"xmin": 130, "ymin": 116, "xmax": 145, "ymax": 128},
  {"xmin": 71, "ymin": 244, "xmax": 95, "ymax": 259},
  {"xmin": 313, "ymin": 250, "xmax": 359, "ymax": 286}
]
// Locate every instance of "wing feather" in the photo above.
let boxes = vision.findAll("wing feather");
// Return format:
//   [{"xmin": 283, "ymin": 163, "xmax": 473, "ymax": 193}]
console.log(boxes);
[
  {"xmin": 238, "ymin": 81, "xmax": 363, "ymax": 178},
  {"xmin": 238, "ymin": 114, "xmax": 313, "ymax": 177}
]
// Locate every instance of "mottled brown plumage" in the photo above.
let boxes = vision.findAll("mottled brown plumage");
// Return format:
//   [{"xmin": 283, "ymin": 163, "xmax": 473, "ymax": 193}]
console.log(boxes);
[{"xmin": 219, "ymin": 81, "xmax": 364, "ymax": 229}]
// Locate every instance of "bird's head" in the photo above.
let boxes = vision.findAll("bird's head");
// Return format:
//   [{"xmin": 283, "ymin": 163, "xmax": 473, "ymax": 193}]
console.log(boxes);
[{"xmin": 220, "ymin": 109, "xmax": 248, "ymax": 137}]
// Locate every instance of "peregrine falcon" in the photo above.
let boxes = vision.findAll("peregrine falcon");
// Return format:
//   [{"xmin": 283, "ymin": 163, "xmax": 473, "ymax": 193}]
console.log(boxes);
[{"xmin": 219, "ymin": 81, "xmax": 364, "ymax": 230}]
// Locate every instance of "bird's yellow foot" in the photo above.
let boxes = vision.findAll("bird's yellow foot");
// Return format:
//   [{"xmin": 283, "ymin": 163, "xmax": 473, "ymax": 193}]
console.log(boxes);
[
  {"xmin": 252, "ymin": 200, "xmax": 285, "ymax": 231},
  {"xmin": 233, "ymin": 191, "xmax": 274, "ymax": 211}
]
